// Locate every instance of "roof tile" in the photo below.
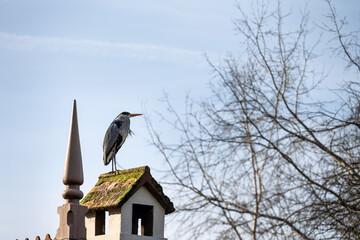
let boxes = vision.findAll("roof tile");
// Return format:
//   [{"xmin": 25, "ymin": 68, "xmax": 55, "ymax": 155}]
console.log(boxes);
[{"xmin": 80, "ymin": 166, "xmax": 175, "ymax": 214}]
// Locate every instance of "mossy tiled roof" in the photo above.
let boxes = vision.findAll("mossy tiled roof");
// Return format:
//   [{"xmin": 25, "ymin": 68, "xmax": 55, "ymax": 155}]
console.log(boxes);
[{"xmin": 80, "ymin": 166, "xmax": 175, "ymax": 214}]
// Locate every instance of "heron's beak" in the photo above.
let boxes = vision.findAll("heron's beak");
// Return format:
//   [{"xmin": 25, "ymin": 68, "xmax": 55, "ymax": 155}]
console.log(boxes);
[{"xmin": 129, "ymin": 113, "xmax": 142, "ymax": 118}]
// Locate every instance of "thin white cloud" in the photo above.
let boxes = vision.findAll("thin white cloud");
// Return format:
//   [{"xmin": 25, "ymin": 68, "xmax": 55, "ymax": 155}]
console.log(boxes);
[{"xmin": 0, "ymin": 32, "xmax": 210, "ymax": 66}]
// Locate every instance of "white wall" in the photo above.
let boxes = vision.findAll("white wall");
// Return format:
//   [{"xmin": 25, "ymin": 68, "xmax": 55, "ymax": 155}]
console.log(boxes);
[{"xmin": 121, "ymin": 187, "xmax": 166, "ymax": 238}]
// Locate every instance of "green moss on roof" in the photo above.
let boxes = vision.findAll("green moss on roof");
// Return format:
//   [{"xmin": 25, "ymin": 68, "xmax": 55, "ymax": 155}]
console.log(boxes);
[{"xmin": 80, "ymin": 166, "xmax": 175, "ymax": 214}]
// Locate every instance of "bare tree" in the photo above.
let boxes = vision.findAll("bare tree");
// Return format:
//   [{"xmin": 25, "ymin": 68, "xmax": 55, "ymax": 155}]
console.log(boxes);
[
  {"xmin": 323, "ymin": 0, "xmax": 360, "ymax": 72},
  {"xmin": 146, "ymin": 1, "xmax": 360, "ymax": 239}
]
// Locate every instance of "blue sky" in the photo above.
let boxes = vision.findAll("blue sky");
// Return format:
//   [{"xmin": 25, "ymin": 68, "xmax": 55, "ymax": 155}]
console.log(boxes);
[{"xmin": 0, "ymin": 0, "xmax": 358, "ymax": 239}]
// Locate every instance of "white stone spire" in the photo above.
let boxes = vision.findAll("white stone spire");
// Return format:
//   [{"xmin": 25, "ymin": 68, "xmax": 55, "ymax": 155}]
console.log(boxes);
[
  {"xmin": 56, "ymin": 99, "xmax": 87, "ymax": 240},
  {"xmin": 62, "ymin": 99, "xmax": 84, "ymax": 203}
]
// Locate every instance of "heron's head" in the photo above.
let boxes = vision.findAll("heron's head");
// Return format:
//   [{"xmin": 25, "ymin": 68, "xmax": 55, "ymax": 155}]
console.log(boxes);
[{"xmin": 119, "ymin": 112, "xmax": 142, "ymax": 118}]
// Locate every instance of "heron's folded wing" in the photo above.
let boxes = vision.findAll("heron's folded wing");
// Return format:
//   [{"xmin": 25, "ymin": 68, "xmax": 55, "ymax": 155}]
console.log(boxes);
[{"xmin": 103, "ymin": 121, "xmax": 121, "ymax": 164}]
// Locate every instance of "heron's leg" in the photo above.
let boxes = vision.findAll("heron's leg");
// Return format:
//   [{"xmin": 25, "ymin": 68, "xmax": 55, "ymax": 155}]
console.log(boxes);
[
  {"xmin": 111, "ymin": 148, "xmax": 117, "ymax": 173},
  {"xmin": 114, "ymin": 155, "xmax": 118, "ymax": 173}
]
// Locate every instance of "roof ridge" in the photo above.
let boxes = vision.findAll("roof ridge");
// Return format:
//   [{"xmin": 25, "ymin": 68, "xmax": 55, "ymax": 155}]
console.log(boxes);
[{"xmin": 99, "ymin": 166, "xmax": 150, "ymax": 178}]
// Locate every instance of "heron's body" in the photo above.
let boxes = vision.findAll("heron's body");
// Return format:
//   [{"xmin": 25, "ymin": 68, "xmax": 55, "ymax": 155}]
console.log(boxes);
[{"xmin": 103, "ymin": 112, "xmax": 142, "ymax": 171}]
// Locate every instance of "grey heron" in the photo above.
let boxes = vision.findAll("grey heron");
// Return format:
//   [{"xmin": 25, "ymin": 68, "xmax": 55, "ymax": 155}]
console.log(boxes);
[{"xmin": 103, "ymin": 112, "xmax": 142, "ymax": 172}]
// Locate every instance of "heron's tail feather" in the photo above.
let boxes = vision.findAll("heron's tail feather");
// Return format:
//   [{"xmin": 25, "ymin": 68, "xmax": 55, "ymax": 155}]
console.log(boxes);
[{"xmin": 103, "ymin": 153, "xmax": 112, "ymax": 165}]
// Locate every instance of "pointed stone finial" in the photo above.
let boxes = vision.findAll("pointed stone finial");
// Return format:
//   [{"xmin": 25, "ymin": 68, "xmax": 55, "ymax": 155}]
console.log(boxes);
[
  {"xmin": 56, "ymin": 100, "xmax": 87, "ymax": 240},
  {"xmin": 62, "ymin": 99, "xmax": 84, "ymax": 203}
]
